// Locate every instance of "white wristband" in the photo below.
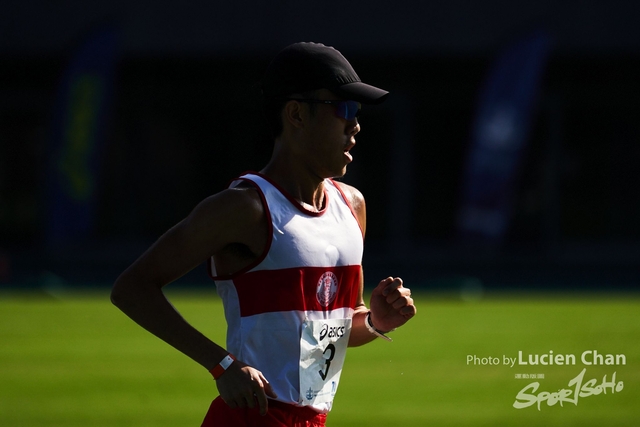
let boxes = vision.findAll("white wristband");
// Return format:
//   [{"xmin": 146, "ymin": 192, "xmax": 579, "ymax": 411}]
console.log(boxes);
[
  {"xmin": 220, "ymin": 354, "xmax": 235, "ymax": 370},
  {"xmin": 365, "ymin": 311, "xmax": 393, "ymax": 342},
  {"xmin": 210, "ymin": 354, "xmax": 236, "ymax": 379}
]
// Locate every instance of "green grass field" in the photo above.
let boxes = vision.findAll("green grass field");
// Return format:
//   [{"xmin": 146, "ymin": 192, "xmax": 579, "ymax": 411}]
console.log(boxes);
[{"xmin": 1, "ymin": 289, "xmax": 638, "ymax": 426}]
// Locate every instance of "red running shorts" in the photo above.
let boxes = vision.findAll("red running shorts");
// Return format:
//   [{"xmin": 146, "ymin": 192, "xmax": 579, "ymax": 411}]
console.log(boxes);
[{"xmin": 201, "ymin": 396, "xmax": 327, "ymax": 427}]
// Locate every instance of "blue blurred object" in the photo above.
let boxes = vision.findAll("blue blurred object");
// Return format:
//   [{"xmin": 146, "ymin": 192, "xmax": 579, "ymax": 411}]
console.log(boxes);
[
  {"xmin": 45, "ymin": 25, "xmax": 118, "ymax": 247},
  {"xmin": 456, "ymin": 29, "xmax": 551, "ymax": 244}
]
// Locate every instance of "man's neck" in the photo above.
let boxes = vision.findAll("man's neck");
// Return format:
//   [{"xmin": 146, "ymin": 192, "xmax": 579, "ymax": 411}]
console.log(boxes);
[{"xmin": 260, "ymin": 157, "xmax": 326, "ymax": 212}]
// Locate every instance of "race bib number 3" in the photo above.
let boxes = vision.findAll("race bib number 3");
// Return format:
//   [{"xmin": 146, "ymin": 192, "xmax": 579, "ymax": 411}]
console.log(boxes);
[{"xmin": 299, "ymin": 317, "xmax": 352, "ymax": 406}]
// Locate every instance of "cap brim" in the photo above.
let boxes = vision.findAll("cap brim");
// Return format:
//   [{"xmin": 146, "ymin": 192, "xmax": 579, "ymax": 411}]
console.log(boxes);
[{"xmin": 334, "ymin": 82, "xmax": 389, "ymax": 105}]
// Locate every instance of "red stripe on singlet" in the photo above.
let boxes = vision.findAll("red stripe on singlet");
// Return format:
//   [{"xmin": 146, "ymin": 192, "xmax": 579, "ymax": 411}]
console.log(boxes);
[{"xmin": 233, "ymin": 265, "xmax": 361, "ymax": 317}]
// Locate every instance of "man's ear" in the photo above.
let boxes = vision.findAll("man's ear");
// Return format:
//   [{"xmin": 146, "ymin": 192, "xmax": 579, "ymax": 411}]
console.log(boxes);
[{"xmin": 282, "ymin": 100, "xmax": 305, "ymax": 130}]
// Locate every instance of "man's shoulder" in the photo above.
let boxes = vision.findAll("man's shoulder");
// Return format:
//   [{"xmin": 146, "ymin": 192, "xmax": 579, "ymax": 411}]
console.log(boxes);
[
  {"xmin": 332, "ymin": 180, "xmax": 365, "ymax": 212},
  {"xmin": 191, "ymin": 185, "xmax": 266, "ymax": 228}
]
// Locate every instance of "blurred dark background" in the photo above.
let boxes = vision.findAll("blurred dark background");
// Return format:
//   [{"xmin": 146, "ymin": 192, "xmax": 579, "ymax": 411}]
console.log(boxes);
[{"xmin": 1, "ymin": 0, "xmax": 639, "ymax": 291}]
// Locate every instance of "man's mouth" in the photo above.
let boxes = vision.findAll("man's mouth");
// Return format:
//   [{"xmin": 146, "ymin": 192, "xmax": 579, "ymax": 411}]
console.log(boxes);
[{"xmin": 344, "ymin": 141, "xmax": 355, "ymax": 162}]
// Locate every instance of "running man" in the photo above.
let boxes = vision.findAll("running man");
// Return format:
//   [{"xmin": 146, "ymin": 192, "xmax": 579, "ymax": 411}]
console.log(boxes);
[{"xmin": 111, "ymin": 42, "xmax": 417, "ymax": 427}]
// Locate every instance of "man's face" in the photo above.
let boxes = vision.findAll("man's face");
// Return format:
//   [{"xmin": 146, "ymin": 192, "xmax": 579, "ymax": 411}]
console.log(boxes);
[{"xmin": 299, "ymin": 89, "xmax": 361, "ymax": 179}]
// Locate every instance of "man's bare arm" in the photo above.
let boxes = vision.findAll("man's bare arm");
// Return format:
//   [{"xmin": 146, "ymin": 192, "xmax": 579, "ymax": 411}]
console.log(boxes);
[
  {"xmin": 111, "ymin": 188, "xmax": 276, "ymax": 414},
  {"xmin": 334, "ymin": 182, "xmax": 416, "ymax": 347}
]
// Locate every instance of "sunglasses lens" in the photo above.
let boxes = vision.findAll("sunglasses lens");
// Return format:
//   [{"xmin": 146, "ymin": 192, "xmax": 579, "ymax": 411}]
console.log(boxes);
[{"xmin": 335, "ymin": 101, "xmax": 361, "ymax": 120}]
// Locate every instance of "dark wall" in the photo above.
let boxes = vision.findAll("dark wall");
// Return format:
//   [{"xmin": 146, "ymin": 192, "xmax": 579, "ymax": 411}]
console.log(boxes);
[
  {"xmin": 1, "ymin": 1, "xmax": 640, "ymax": 287},
  {"xmin": 3, "ymin": 55, "xmax": 640, "ymax": 243}
]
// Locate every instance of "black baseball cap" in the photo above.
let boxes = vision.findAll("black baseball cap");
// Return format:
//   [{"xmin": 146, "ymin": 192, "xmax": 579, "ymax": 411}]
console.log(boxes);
[{"xmin": 262, "ymin": 42, "xmax": 389, "ymax": 105}]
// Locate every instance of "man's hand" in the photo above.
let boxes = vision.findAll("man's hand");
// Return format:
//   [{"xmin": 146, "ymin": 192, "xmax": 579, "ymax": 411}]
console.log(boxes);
[
  {"xmin": 215, "ymin": 360, "xmax": 278, "ymax": 416},
  {"xmin": 369, "ymin": 277, "xmax": 416, "ymax": 333}
]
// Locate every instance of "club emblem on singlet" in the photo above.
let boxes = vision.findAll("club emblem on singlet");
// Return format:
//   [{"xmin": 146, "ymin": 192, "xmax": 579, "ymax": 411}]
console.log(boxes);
[
  {"xmin": 306, "ymin": 387, "xmax": 315, "ymax": 401},
  {"xmin": 316, "ymin": 271, "xmax": 338, "ymax": 307}
]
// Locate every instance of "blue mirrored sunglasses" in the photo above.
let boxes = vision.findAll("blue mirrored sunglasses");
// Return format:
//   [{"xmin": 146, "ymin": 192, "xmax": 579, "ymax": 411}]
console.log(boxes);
[{"xmin": 287, "ymin": 99, "xmax": 362, "ymax": 120}]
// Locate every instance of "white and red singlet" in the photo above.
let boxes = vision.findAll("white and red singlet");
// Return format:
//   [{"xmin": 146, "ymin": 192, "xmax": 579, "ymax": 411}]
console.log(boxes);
[{"xmin": 209, "ymin": 172, "xmax": 363, "ymax": 413}]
